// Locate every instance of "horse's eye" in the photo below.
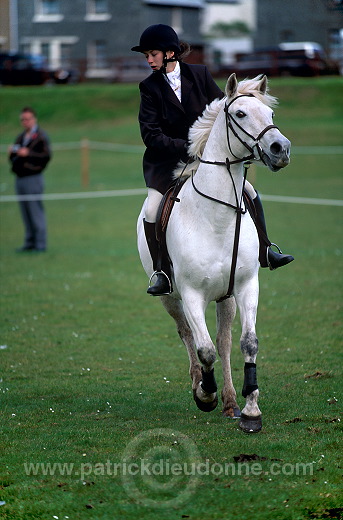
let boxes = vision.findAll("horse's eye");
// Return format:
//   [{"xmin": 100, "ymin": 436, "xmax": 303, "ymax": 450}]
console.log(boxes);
[{"xmin": 236, "ymin": 110, "xmax": 246, "ymax": 119}]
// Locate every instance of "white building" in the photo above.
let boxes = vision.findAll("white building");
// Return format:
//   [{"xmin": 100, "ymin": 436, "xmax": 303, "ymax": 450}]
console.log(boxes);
[{"xmin": 202, "ymin": 0, "xmax": 256, "ymax": 68}]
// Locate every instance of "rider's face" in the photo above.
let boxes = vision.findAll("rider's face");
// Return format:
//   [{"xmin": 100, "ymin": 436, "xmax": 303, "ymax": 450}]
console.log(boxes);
[{"xmin": 143, "ymin": 50, "xmax": 175, "ymax": 72}]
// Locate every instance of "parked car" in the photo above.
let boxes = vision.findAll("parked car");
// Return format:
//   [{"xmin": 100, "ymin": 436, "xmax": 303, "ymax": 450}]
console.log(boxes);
[
  {"xmin": 0, "ymin": 52, "xmax": 49, "ymax": 85},
  {"xmin": 218, "ymin": 42, "xmax": 339, "ymax": 78},
  {"xmin": 277, "ymin": 42, "xmax": 339, "ymax": 76}
]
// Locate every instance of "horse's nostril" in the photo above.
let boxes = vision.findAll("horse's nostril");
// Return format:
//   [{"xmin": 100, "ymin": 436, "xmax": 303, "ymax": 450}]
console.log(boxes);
[{"xmin": 270, "ymin": 142, "xmax": 282, "ymax": 155}]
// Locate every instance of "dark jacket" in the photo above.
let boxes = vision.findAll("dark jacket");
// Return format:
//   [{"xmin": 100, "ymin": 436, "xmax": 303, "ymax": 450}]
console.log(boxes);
[
  {"xmin": 9, "ymin": 127, "xmax": 51, "ymax": 177},
  {"xmin": 138, "ymin": 62, "xmax": 223, "ymax": 194}
]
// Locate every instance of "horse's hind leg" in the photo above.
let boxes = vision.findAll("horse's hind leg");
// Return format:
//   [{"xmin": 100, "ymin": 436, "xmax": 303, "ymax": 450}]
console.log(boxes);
[
  {"xmin": 160, "ymin": 296, "xmax": 202, "ymax": 390},
  {"xmin": 216, "ymin": 298, "xmax": 240, "ymax": 418}
]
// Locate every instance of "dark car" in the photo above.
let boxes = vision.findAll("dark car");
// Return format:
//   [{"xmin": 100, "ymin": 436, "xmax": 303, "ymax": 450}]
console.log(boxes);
[
  {"xmin": 219, "ymin": 42, "xmax": 339, "ymax": 78},
  {"xmin": 230, "ymin": 51, "xmax": 279, "ymax": 78},
  {"xmin": 0, "ymin": 52, "xmax": 49, "ymax": 85},
  {"xmin": 277, "ymin": 42, "xmax": 339, "ymax": 76}
]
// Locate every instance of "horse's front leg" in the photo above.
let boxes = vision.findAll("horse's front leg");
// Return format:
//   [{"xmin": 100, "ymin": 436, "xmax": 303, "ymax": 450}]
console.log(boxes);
[
  {"xmin": 216, "ymin": 298, "xmax": 240, "ymax": 418},
  {"xmin": 160, "ymin": 296, "xmax": 202, "ymax": 390},
  {"xmin": 181, "ymin": 291, "xmax": 218, "ymax": 412},
  {"xmin": 235, "ymin": 280, "xmax": 262, "ymax": 433}
]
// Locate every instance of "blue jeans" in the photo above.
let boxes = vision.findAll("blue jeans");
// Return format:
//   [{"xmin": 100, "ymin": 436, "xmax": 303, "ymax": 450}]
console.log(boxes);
[{"xmin": 16, "ymin": 174, "xmax": 47, "ymax": 250}]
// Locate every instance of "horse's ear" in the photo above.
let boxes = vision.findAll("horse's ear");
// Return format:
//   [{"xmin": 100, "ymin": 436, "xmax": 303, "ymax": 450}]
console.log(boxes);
[
  {"xmin": 258, "ymin": 74, "xmax": 268, "ymax": 95},
  {"xmin": 226, "ymin": 73, "xmax": 238, "ymax": 98}
]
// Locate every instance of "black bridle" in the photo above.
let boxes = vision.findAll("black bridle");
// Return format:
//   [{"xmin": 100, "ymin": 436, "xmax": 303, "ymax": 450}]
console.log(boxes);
[
  {"xmin": 224, "ymin": 94, "xmax": 279, "ymax": 163},
  {"xmin": 191, "ymin": 94, "xmax": 279, "ymax": 301},
  {"xmin": 197, "ymin": 94, "xmax": 279, "ymax": 178},
  {"xmin": 192, "ymin": 94, "xmax": 279, "ymax": 213}
]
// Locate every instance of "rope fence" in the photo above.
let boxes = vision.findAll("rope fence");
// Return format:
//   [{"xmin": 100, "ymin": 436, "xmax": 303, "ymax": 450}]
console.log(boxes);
[
  {"xmin": 1, "ymin": 141, "xmax": 342, "ymax": 155},
  {"xmin": 0, "ymin": 140, "xmax": 145, "ymax": 189},
  {"xmin": 1, "ymin": 141, "xmax": 342, "ymax": 204}
]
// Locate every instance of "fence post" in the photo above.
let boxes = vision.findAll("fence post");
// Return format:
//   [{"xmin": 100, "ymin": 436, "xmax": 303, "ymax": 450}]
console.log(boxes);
[{"xmin": 81, "ymin": 138, "xmax": 90, "ymax": 187}]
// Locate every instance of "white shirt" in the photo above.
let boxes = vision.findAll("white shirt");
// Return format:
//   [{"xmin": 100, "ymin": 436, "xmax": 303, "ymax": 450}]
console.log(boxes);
[{"xmin": 165, "ymin": 61, "xmax": 182, "ymax": 102}]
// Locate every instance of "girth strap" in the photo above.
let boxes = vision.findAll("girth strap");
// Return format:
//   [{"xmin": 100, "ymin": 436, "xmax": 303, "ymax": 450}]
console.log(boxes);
[
  {"xmin": 216, "ymin": 205, "xmax": 243, "ymax": 303},
  {"xmin": 217, "ymin": 161, "xmax": 250, "ymax": 302}
]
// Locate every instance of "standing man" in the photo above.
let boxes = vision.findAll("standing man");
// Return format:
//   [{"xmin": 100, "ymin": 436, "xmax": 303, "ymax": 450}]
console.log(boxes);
[{"xmin": 8, "ymin": 107, "xmax": 51, "ymax": 252}]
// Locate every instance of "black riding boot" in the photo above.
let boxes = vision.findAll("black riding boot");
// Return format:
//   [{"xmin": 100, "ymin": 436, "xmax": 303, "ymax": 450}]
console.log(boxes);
[
  {"xmin": 143, "ymin": 219, "xmax": 172, "ymax": 296},
  {"xmin": 253, "ymin": 192, "xmax": 294, "ymax": 270}
]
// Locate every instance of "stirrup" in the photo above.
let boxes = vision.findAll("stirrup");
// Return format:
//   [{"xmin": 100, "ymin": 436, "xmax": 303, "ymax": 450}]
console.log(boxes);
[
  {"xmin": 147, "ymin": 270, "xmax": 172, "ymax": 296},
  {"xmin": 270, "ymin": 242, "xmax": 283, "ymax": 254}
]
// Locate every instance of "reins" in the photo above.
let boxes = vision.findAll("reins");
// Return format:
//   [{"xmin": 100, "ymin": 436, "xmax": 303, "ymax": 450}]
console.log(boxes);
[
  {"xmin": 191, "ymin": 160, "xmax": 249, "ymax": 213},
  {"xmin": 192, "ymin": 94, "xmax": 278, "ymax": 301}
]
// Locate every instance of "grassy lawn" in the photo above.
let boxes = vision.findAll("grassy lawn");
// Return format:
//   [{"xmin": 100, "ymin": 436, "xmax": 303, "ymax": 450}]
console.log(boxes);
[{"xmin": 0, "ymin": 77, "xmax": 342, "ymax": 519}]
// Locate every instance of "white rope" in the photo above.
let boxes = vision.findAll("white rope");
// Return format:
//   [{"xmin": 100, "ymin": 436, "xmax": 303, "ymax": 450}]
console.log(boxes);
[
  {"xmin": 0, "ymin": 189, "xmax": 342, "ymax": 206},
  {"xmin": 0, "ymin": 142, "xmax": 342, "ymax": 154},
  {"xmin": 0, "ymin": 188, "xmax": 147, "ymax": 202}
]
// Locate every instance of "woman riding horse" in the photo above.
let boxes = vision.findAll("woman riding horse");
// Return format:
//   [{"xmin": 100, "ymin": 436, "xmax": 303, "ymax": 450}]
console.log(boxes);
[{"xmin": 132, "ymin": 24, "xmax": 294, "ymax": 296}]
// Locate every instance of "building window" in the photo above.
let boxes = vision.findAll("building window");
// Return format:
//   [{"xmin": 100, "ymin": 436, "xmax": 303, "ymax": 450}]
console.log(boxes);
[
  {"xmin": 34, "ymin": 0, "xmax": 63, "ymax": 22},
  {"xmin": 85, "ymin": 0, "xmax": 111, "ymax": 20},
  {"xmin": 142, "ymin": 0, "xmax": 204, "ymax": 6},
  {"xmin": 19, "ymin": 37, "xmax": 79, "ymax": 70},
  {"xmin": 87, "ymin": 40, "xmax": 113, "ymax": 78},
  {"xmin": 61, "ymin": 44, "xmax": 73, "ymax": 68},
  {"xmin": 41, "ymin": 0, "xmax": 60, "ymax": 15},
  {"xmin": 41, "ymin": 43, "xmax": 50, "ymax": 61},
  {"xmin": 171, "ymin": 8, "xmax": 183, "ymax": 35},
  {"xmin": 328, "ymin": 28, "xmax": 343, "ymax": 62},
  {"xmin": 94, "ymin": 40, "xmax": 107, "ymax": 68},
  {"xmin": 93, "ymin": 0, "xmax": 108, "ymax": 13}
]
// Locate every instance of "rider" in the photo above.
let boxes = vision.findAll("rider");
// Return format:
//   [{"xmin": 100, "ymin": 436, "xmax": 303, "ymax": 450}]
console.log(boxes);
[{"xmin": 132, "ymin": 24, "xmax": 294, "ymax": 296}]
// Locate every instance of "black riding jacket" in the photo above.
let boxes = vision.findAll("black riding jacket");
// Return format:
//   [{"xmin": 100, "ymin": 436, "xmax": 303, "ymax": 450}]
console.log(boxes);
[{"xmin": 138, "ymin": 62, "xmax": 223, "ymax": 194}]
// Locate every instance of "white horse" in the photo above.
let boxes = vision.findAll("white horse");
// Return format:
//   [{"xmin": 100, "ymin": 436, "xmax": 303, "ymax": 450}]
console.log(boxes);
[{"xmin": 137, "ymin": 74, "xmax": 291, "ymax": 433}]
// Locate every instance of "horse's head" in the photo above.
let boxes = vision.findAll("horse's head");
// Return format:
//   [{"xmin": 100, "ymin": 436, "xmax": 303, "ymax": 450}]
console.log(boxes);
[{"xmin": 225, "ymin": 74, "xmax": 291, "ymax": 172}]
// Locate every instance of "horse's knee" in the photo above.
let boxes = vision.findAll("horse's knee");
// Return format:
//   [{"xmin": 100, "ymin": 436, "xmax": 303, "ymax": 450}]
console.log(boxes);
[
  {"xmin": 240, "ymin": 331, "xmax": 258, "ymax": 360},
  {"xmin": 198, "ymin": 346, "xmax": 216, "ymax": 367}
]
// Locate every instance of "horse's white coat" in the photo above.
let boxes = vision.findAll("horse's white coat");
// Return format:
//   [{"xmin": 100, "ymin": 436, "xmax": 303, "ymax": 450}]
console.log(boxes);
[{"xmin": 137, "ymin": 75, "xmax": 291, "ymax": 430}]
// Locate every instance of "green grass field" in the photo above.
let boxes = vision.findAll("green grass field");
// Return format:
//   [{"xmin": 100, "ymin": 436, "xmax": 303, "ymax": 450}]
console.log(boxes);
[{"xmin": 0, "ymin": 77, "xmax": 342, "ymax": 520}]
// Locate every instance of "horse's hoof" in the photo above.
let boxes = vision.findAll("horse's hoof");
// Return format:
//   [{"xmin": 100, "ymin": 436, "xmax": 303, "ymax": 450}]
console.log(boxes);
[
  {"xmin": 239, "ymin": 413, "xmax": 262, "ymax": 433},
  {"xmin": 193, "ymin": 390, "xmax": 218, "ymax": 412},
  {"xmin": 222, "ymin": 406, "xmax": 241, "ymax": 419}
]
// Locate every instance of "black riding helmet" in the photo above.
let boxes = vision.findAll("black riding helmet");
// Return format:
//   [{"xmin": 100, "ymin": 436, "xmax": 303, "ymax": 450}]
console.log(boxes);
[{"xmin": 131, "ymin": 24, "xmax": 181, "ymax": 54}]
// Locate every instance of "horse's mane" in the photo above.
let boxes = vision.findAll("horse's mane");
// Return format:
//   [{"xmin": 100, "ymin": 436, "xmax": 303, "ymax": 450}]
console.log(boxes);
[{"xmin": 174, "ymin": 76, "xmax": 278, "ymax": 179}]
